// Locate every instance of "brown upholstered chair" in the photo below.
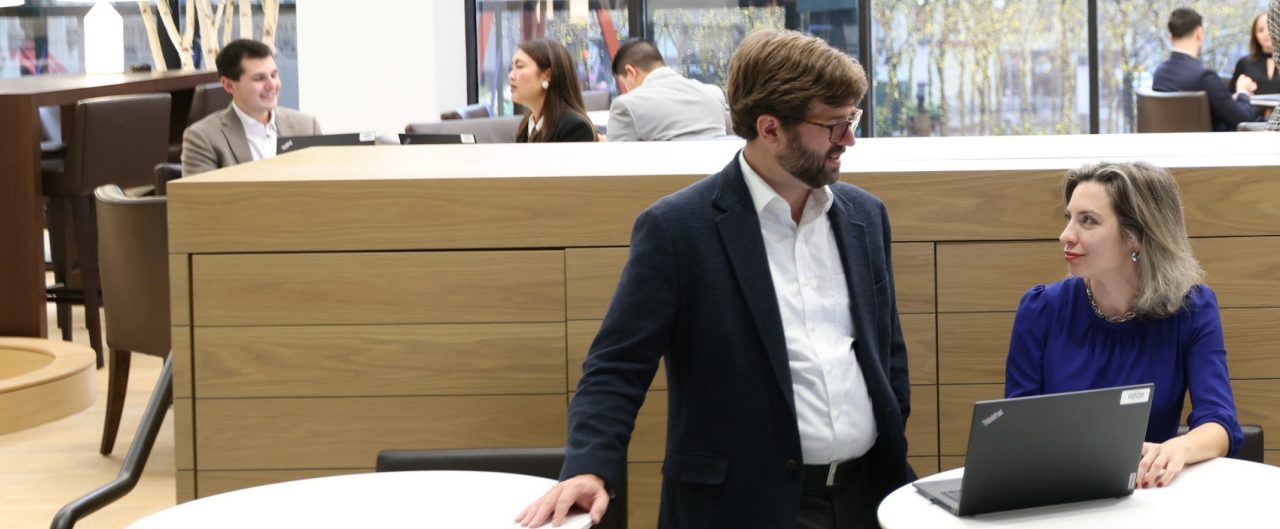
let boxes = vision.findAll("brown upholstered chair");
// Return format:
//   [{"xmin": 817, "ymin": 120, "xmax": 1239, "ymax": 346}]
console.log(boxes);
[
  {"xmin": 1135, "ymin": 88, "xmax": 1212, "ymax": 133},
  {"xmin": 582, "ymin": 89, "xmax": 610, "ymax": 111},
  {"xmin": 168, "ymin": 82, "xmax": 231, "ymax": 162},
  {"xmin": 43, "ymin": 93, "xmax": 172, "ymax": 369},
  {"xmin": 94, "ymin": 184, "xmax": 170, "ymax": 455},
  {"xmin": 440, "ymin": 103, "xmax": 492, "ymax": 121}
]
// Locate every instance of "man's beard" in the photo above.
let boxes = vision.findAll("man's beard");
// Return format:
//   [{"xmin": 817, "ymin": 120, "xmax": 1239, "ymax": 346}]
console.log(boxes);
[{"xmin": 778, "ymin": 132, "xmax": 844, "ymax": 189}]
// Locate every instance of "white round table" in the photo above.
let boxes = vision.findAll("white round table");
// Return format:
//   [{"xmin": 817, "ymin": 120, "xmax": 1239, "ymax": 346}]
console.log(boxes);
[
  {"xmin": 879, "ymin": 457, "xmax": 1280, "ymax": 527},
  {"xmin": 128, "ymin": 471, "xmax": 593, "ymax": 528}
]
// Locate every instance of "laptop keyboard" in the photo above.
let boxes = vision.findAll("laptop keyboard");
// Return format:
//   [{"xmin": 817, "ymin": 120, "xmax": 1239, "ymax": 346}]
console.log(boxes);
[{"xmin": 940, "ymin": 488, "xmax": 962, "ymax": 502}]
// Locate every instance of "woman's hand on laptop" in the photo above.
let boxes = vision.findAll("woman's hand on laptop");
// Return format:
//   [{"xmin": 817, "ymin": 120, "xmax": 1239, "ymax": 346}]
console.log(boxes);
[
  {"xmin": 1137, "ymin": 423, "xmax": 1230, "ymax": 488},
  {"xmin": 1137, "ymin": 440, "xmax": 1189, "ymax": 488}
]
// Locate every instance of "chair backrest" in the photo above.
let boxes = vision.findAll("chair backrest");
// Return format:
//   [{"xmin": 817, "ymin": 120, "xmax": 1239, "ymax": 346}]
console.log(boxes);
[
  {"xmin": 441, "ymin": 103, "xmax": 492, "ymax": 121},
  {"xmin": 405, "ymin": 115, "xmax": 524, "ymax": 144},
  {"xmin": 153, "ymin": 162, "xmax": 183, "ymax": 196},
  {"xmin": 56, "ymin": 94, "xmax": 171, "ymax": 196},
  {"xmin": 94, "ymin": 185, "xmax": 169, "ymax": 357},
  {"xmin": 582, "ymin": 89, "xmax": 610, "ymax": 111},
  {"xmin": 189, "ymin": 82, "xmax": 231, "ymax": 125},
  {"xmin": 376, "ymin": 447, "xmax": 626, "ymax": 529},
  {"xmin": 1177, "ymin": 423, "xmax": 1265, "ymax": 463},
  {"xmin": 1135, "ymin": 88, "xmax": 1212, "ymax": 133}
]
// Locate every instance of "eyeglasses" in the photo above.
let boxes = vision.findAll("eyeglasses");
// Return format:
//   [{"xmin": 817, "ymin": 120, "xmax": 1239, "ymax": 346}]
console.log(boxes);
[{"xmin": 801, "ymin": 108, "xmax": 863, "ymax": 143}]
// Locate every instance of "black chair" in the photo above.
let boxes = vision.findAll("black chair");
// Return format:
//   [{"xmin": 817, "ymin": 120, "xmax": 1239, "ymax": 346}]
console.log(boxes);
[
  {"xmin": 440, "ymin": 103, "xmax": 492, "ymax": 121},
  {"xmin": 1176, "ymin": 423, "xmax": 1265, "ymax": 463},
  {"xmin": 1135, "ymin": 88, "xmax": 1212, "ymax": 133},
  {"xmin": 583, "ymin": 89, "xmax": 610, "ymax": 112},
  {"xmin": 153, "ymin": 163, "xmax": 183, "ymax": 196},
  {"xmin": 376, "ymin": 447, "xmax": 626, "ymax": 529},
  {"xmin": 168, "ymin": 82, "xmax": 231, "ymax": 162}
]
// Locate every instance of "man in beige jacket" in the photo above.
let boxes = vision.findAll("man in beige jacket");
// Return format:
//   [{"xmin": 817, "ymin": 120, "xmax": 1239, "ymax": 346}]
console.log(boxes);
[{"xmin": 181, "ymin": 39, "xmax": 320, "ymax": 176}]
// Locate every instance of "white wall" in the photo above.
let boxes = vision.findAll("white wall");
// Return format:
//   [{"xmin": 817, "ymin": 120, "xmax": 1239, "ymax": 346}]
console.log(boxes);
[{"xmin": 296, "ymin": 1, "xmax": 467, "ymax": 134}]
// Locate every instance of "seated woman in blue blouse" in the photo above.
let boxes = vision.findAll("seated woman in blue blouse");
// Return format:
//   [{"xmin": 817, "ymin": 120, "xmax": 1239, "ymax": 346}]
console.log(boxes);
[{"xmin": 1005, "ymin": 161, "xmax": 1243, "ymax": 489}]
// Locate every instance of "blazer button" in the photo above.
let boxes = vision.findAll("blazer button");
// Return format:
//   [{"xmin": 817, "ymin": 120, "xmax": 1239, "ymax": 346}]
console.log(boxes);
[{"xmin": 786, "ymin": 459, "xmax": 799, "ymax": 471}]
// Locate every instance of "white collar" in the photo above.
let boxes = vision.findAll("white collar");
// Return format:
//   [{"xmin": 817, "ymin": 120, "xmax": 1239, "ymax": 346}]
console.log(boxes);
[
  {"xmin": 231, "ymin": 102, "xmax": 276, "ymax": 130},
  {"xmin": 737, "ymin": 150, "xmax": 833, "ymax": 217}
]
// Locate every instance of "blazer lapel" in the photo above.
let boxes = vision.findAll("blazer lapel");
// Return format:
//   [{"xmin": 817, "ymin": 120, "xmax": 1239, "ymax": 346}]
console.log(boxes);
[
  {"xmin": 828, "ymin": 194, "xmax": 895, "ymax": 413},
  {"xmin": 712, "ymin": 156, "xmax": 796, "ymax": 414},
  {"xmin": 219, "ymin": 107, "xmax": 252, "ymax": 164}
]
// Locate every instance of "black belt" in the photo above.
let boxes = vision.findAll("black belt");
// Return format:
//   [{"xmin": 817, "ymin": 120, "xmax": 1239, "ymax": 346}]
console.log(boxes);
[{"xmin": 802, "ymin": 457, "xmax": 868, "ymax": 489}]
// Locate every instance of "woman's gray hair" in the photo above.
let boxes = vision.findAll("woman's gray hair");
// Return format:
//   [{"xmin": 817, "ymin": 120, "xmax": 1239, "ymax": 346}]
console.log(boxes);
[{"xmin": 1063, "ymin": 161, "xmax": 1202, "ymax": 318}]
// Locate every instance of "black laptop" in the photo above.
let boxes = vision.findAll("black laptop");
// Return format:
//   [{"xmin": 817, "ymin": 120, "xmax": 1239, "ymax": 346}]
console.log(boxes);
[
  {"xmin": 398, "ymin": 133, "xmax": 476, "ymax": 145},
  {"xmin": 914, "ymin": 383, "xmax": 1154, "ymax": 516},
  {"xmin": 277, "ymin": 132, "xmax": 375, "ymax": 154}
]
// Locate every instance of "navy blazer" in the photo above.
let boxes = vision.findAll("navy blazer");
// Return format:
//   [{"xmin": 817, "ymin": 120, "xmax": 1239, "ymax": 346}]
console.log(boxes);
[
  {"xmin": 1152, "ymin": 52, "xmax": 1260, "ymax": 131},
  {"xmin": 561, "ymin": 155, "xmax": 914, "ymax": 528}
]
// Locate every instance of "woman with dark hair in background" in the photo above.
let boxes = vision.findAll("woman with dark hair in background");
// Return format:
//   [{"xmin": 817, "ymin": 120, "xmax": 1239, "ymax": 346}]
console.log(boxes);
[
  {"xmin": 1231, "ymin": 12, "xmax": 1279, "ymax": 95},
  {"xmin": 508, "ymin": 38, "xmax": 598, "ymax": 143}
]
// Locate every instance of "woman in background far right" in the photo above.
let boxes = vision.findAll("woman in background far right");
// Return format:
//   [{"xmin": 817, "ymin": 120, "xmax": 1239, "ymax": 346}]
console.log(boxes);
[{"xmin": 1232, "ymin": 13, "xmax": 1278, "ymax": 95}]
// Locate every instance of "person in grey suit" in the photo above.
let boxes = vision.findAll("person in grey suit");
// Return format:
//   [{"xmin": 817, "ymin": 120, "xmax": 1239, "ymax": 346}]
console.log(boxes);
[
  {"xmin": 606, "ymin": 38, "xmax": 730, "ymax": 141},
  {"xmin": 181, "ymin": 39, "xmax": 320, "ymax": 176},
  {"xmin": 519, "ymin": 29, "xmax": 911, "ymax": 529}
]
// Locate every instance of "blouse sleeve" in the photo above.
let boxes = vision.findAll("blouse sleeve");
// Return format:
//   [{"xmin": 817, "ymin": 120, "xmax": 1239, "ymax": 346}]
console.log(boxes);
[
  {"xmin": 1182, "ymin": 286, "xmax": 1245, "ymax": 455},
  {"xmin": 1005, "ymin": 285, "xmax": 1052, "ymax": 398},
  {"xmin": 1230, "ymin": 56, "xmax": 1249, "ymax": 92}
]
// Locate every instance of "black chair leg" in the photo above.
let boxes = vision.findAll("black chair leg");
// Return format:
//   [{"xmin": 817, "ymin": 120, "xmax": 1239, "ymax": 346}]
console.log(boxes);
[{"xmin": 100, "ymin": 348, "xmax": 133, "ymax": 455}]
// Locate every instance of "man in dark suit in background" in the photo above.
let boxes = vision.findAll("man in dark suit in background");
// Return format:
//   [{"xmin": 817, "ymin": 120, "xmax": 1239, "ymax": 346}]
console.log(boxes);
[
  {"xmin": 1152, "ymin": 7, "xmax": 1261, "ymax": 131},
  {"xmin": 182, "ymin": 39, "xmax": 320, "ymax": 175},
  {"xmin": 518, "ymin": 28, "xmax": 914, "ymax": 529}
]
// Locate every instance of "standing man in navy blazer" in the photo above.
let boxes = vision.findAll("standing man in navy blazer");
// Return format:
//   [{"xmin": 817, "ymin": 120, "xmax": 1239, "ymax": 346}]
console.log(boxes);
[
  {"xmin": 519, "ymin": 29, "xmax": 914, "ymax": 529},
  {"xmin": 1152, "ymin": 7, "xmax": 1261, "ymax": 131}
]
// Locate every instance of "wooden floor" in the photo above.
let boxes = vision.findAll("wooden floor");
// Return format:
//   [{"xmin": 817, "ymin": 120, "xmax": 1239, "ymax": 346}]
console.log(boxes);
[{"xmin": 0, "ymin": 303, "xmax": 175, "ymax": 529}]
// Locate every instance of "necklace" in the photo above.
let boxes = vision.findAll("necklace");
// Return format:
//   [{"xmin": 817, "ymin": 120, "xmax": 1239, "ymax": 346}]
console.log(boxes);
[{"xmin": 1085, "ymin": 279, "xmax": 1136, "ymax": 323}]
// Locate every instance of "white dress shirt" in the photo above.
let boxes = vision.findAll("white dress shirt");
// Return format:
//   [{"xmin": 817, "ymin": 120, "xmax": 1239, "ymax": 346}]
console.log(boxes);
[
  {"xmin": 231, "ymin": 102, "xmax": 279, "ymax": 162},
  {"xmin": 738, "ymin": 152, "xmax": 878, "ymax": 465}
]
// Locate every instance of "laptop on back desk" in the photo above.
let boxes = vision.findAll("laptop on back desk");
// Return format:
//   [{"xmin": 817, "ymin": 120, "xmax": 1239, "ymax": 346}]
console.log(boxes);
[{"xmin": 914, "ymin": 383, "xmax": 1153, "ymax": 516}]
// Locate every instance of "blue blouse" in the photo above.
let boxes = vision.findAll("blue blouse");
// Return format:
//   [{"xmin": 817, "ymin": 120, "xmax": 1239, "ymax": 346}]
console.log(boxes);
[{"xmin": 1004, "ymin": 277, "xmax": 1243, "ymax": 455}]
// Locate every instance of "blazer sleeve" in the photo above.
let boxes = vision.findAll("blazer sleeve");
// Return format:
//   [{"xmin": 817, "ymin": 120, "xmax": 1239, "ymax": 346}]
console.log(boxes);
[
  {"xmin": 549, "ymin": 112, "xmax": 598, "ymax": 142},
  {"xmin": 606, "ymin": 98, "xmax": 640, "ymax": 142},
  {"xmin": 880, "ymin": 204, "xmax": 911, "ymax": 425},
  {"xmin": 1200, "ymin": 69, "xmax": 1259, "ymax": 128},
  {"xmin": 560, "ymin": 207, "xmax": 674, "ymax": 492},
  {"xmin": 180, "ymin": 125, "xmax": 219, "ymax": 177}
]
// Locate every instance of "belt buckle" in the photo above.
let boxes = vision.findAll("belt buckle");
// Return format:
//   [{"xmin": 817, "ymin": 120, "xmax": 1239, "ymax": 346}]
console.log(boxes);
[{"xmin": 826, "ymin": 461, "xmax": 838, "ymax": 487}]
